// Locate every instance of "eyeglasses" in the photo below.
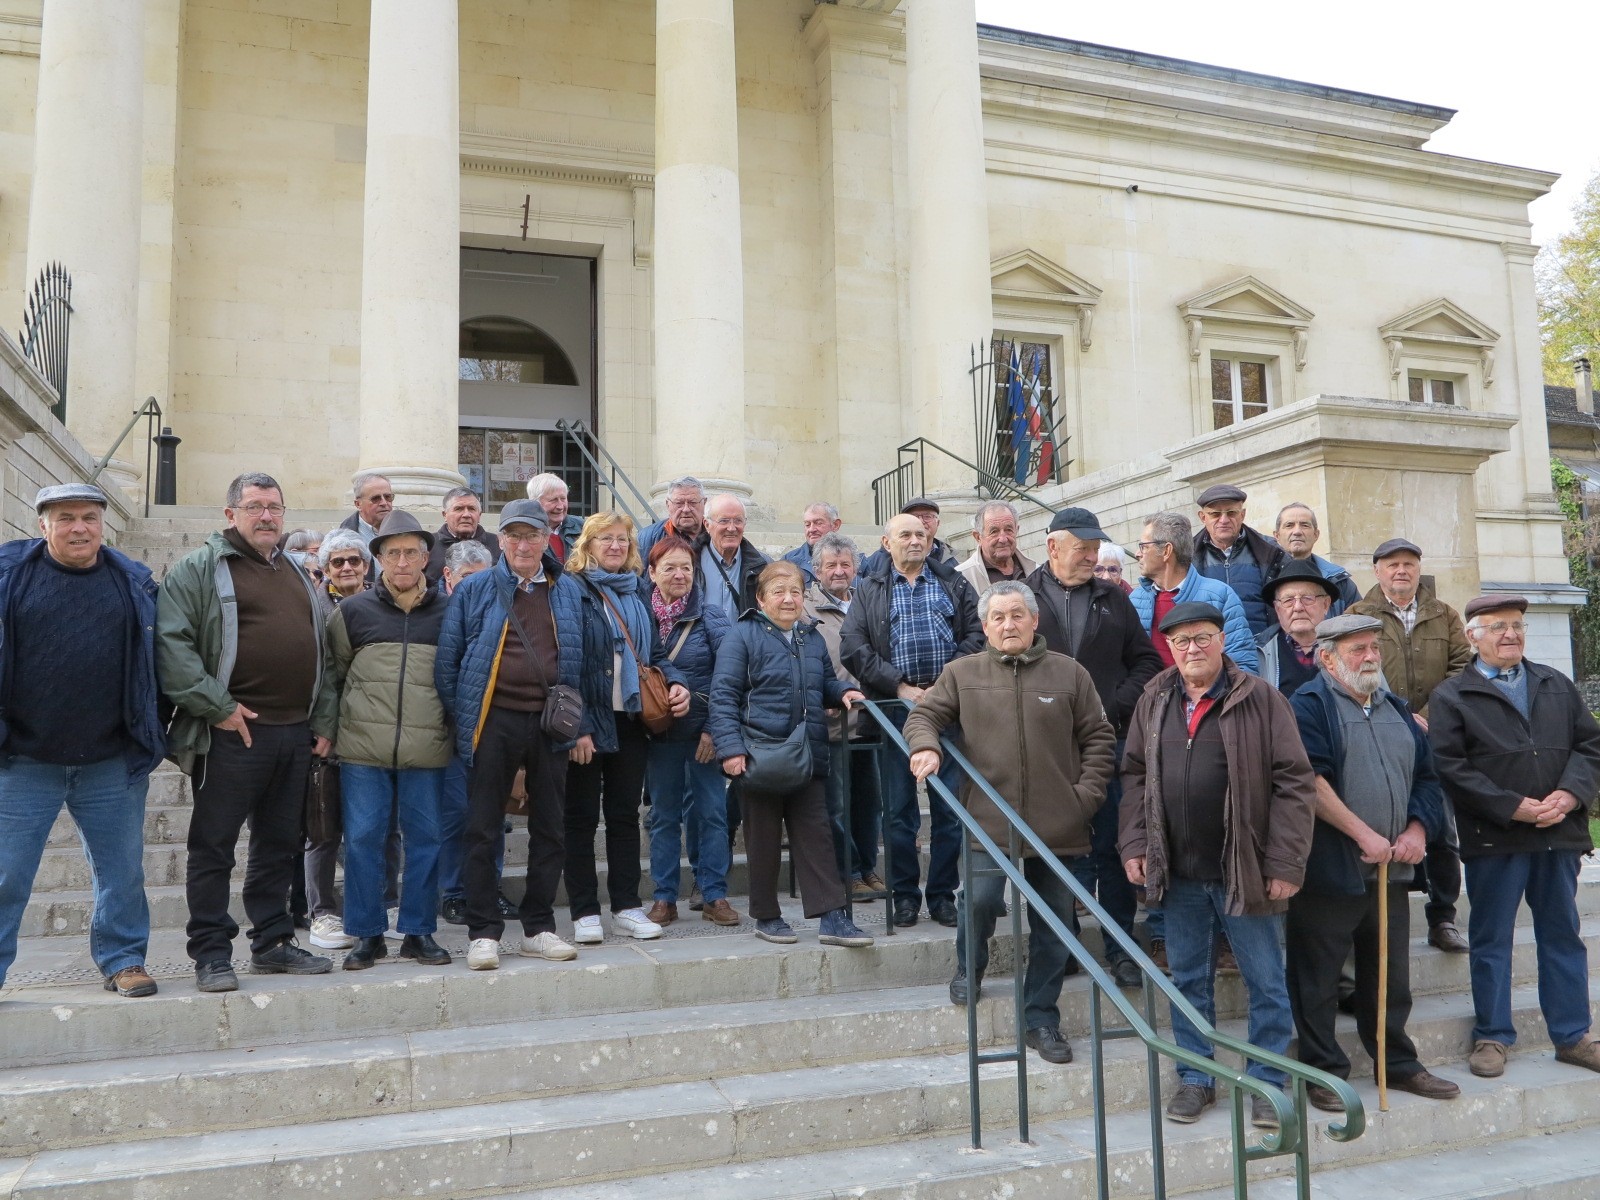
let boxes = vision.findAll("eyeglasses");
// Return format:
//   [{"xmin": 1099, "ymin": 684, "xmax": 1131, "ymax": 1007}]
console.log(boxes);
[
  {"xmin": 362, "ymin": 493, "xmax": 396, "ymax": 504},
  {"xmin": 1093, "ymin": 564, "xmax": 1122, "ymax": 576},
  {"xmin": 1167, "ymin": 632, "xmax": 1218, "ymax": 651},
  {"xmin": 1136, "ymin": 540, "xmax": 1169, "ymax": 551},
  {"xmin": 327, "ymin": 555, "xmax": 364, "ymax": 569},
  {"xmin": 709, "ymin": 517, "xmax": 746, "ymax": 528},
  {"xmin": 502, "ymin": 531, "xmax": 546, "ymax": 545},
  {"xmin": 379, "ymin": 547, "xmax": 425, "ymax": 561},
  {"xmin": 1479, "ymin": 621, "xmax": 1526, "ymax": 636},
  {"xmin": 237, "ymin": 503, "xmax": 286, "ymax": 517},
  {"xmin": 593, "ymin": 535, "xmax": 632, "ymax": 548},
  {"xmin": 1274, "ymin": 594, "xmax": 1327, "ymax": 609}
]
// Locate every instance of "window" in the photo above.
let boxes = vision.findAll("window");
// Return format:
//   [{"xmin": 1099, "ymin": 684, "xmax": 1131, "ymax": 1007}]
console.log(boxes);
[
  {"xmin": 1407, "ymin": 373, "xmax": 1457, "ymax": 406},
  {"xmin": 459, "ymin": 316, "xmax": 578, "ymax": 386},
  {"xmin": 1210, "ymin": 355, "xmax": 1273, "ymax": 429}
]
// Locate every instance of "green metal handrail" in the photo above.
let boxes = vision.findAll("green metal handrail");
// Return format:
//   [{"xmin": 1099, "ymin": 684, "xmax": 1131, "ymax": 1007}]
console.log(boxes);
[
  {"xmin": 854, "ymin": 698, "xmax": 1365, "ymax": 1199},
  {"xmin": 87, "ymin": 395, "xmax": 162, "ymax": 517},
  {"xmin": 555, "ymin": 418, "xmax": 656, "ymax": 525}
]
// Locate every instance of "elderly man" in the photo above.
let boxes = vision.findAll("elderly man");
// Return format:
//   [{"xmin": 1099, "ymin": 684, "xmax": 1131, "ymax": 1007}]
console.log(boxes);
[
  {"xmin": 698, "ymin": 493, "xmax": 768, "ymax": 620},
  {"xmin": 1191, "ymin": 484, "xmax": 1287, "ymax": 636},
  {"xmin": 957, "ymin": 500, "xmax": 1037, "ymax": 595},
  {"xmin": 638, "ymin": 476, "xmax": 708, "ymax": 562},
  {"xmin": 0, "ymin": 484, "xmax": 165, "ymax": 999},
  {"xmin": 804, "ymin": 532, "xmax": 884, "ymax": 898},
  {"xmin": 862, "ymin": 497, "xmax": 958, "ymax": 573},
  {"xmin": 159, "ymin": 473, "xmax": 337, "ymax": 991},
  {"xmin": 339, "ymin": 471, "xmax": 394, "ymax": 546},
  {"xmin": 526, "ymin": 473, "xmax": 584, "ymax": 563},
  {"xmin": 1287, "ymin": 614, "xmax": 1460, "ymax": 1108},
  {"xmin": 1350, "ymin": 537, "xmax": 1472, "ymax": 954},
  {"xmin": 782, "ymin": 501, "xmax": 845, "ymax": 581},
  {"xmin": 1272, "ymin": 503, "xmax": 1359, "ymax": 615},
  {"xmin": 1026, "ymin": 507, "xmax": 1162, "ymax": 988},
  {"xmin": 1131, "ymin": 511, "xmax": 1259, "ymax": 674},
  {"xmin": 1121, "ymin": 601, "xmax": 1317, "ymax": 1128},
  {"xmin": 1257, "ymin": 559, "xmax": 1339, "ymax": 695},
  {"xmin": 842, "ymin": 513, "xmax": 983, "ymax": 927},
  {"xmin": 906, "ymin": 581, "xmax": 1116, "ymax": 1065},
  {"xmin": 425, "ymin": 487, "xmax": 499, "ymax": 584},
  {"xmin": 1429, "ymin": 595, "xmax": 1600, "ymax": 1079}
]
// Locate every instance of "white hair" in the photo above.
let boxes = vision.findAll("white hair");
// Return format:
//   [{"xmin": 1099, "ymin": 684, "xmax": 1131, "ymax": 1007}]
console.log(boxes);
[
  {"xmin": 525, "ymin": 473, "xmax": 568, "ymax": 501},
  {"xmin": 351, "ymin": 470, "xmax": 390, "ymax": 500},
  {"xmin": 318, "ymin": 528, "xmax": 370, "ymax": 569},
  {"xmin": 1098, "ymin": 544, "xmax": 1131, "ymax": 568},
  {"xmin": 973, "ymin": 500, "xmax": 1020, "ymax": 532},
  {"xmin": 978, "ymin": 580, "xmax": 1039, "ymax": 621}
]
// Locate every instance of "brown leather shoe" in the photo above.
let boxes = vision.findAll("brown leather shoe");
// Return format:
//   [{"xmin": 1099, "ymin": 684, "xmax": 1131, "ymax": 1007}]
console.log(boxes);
[
  {"xmin": 1468, "ymin": 1039, "xmax": 1508, "ymax": 1077},
  {"xmin": 103, "ymin": 966, "xmax": 157, "ymax": 998},
  {"xmin": 861, "ymin": 872, "xmax": 886, "ymax": 892},
  {"xmin": 1428, "ymin": 922, "xmax": 1470, "ymax": 953},
  {"xmin": 1304, "ymin": 1082, "xmax": 1345, "ymax": 1113},
  {"xmin": 851, "ymin": 877, "xmax": 881, "ymax": 900},
  {"xmin": 1555, "ymin": 1035, "xmax": 1600, "ymax": 1073},
  {"xmin": 1390, "ymin": 1068, "xmax": 1460, "ymax": 1100},
  {"xmin": 646, "ymin": 900, "xmax": 677, "ymax": 926},
  {"xmin": 701, "ymin": 898, "xmax": 741, "ymax": 926}
]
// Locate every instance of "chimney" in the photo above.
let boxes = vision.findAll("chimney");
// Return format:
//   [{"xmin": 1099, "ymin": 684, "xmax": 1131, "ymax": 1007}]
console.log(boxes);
[{"xmin": 1579, "ymin": 355, "xmax": 1595, "ymax": 416}]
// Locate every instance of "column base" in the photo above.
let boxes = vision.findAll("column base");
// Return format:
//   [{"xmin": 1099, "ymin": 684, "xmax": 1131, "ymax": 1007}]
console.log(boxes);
[{"xmin": 357, "ymin": 465, "xmax": 467, "ymax": 511}]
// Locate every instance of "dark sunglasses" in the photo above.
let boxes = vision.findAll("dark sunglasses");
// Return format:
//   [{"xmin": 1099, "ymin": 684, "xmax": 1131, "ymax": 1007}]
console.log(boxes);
[{"xmin": 328, "ymin": 555, "xmax": 364, "ymax": 569}]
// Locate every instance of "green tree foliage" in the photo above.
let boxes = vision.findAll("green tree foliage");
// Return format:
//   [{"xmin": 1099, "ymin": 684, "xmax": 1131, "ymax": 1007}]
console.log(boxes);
[
  {"xmin": 1552, "ymin": 458, "xmax": 1600, "ymax": 676},
  {"xmin": 1539, "ymin": 170, "xmax": 1600, "ymax": 385}
]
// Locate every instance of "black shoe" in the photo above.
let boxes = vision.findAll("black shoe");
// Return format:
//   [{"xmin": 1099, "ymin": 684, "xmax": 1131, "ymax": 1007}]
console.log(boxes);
[
  {"xmin": 497, "ymin": 893, "xmax": 520, "ymax": 920},
  {"xmin": 893, "ymin": 899, "xmax": 920, "ymax": 927},
  {"xmin": 249, "ymin": 938, "xmax": 333, "ymax": 976},
  {"xmin": 1111, "ymin": 957, "xmax": 1142, "ymax": 988},
  {"xmin": 1026, "ymin": 1026, "xmax": 1073, "ymax": 1064},
  {"xmin": 949, "ymin": 967, "xmax": 982, "ymax": 1006},
  {"xmin": 1165, "ymin": 1083, "xmax": 1216, "ymax": 1123},
  {"xmin": 1428, "ymin": 922, "xmax": 1470, "ymax": 953},
  {"xmin": 398, "ymin": 934, "xmax": 451, "ymax": 965},
  {"xmin": 929, "ymin": 899, "xmax": 958, "ymax": 928},
  {"xmin": 441, "ymin": 897, "xmax": 467, "ymax": 926},
  {"xmin": 342, "ymin": 936, "xmax": 387, "ymax": 971},
  {"xmin": 194, "ymin": 960, "xmax": 238, "ymax": 993}
]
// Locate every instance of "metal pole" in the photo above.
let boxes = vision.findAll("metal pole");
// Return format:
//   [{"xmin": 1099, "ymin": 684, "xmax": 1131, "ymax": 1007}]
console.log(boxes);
[
  {"xmin": 1010, "ymin": 827, "xmax": 1029, "ymax": 1144},
  {"xmin": 1089, "ymin": 983, "xmax": 1108, "ymax": 1200},
  {"xmin": 962, "ymin": 833, "xmax": 981, "ymax": 1149},
  {"xmin": 1377, "ymin": 860, "xmax": 1390, "ymax": 1112},
  {"xmin": 1144, "ymin": 975, "xmax": 1167, "ymax": 1199}
]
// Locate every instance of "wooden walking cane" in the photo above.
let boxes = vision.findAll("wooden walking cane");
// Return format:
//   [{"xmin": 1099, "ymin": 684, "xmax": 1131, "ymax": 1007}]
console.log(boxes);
[{"xmin": 1377, "ymin": 859, "xmax": 1390, "ymax": 1112}]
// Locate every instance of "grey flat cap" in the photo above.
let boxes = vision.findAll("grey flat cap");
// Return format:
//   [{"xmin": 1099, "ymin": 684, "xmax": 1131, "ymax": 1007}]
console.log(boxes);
[
  {"xmin": 498, "ymin": 498, "xmax": 549, "ymax": 532},
  {"xmin": 34, "ymin": 483, "xmax": 109, "ymax": 512},
  {"xmin": 1372, "ymin": 537, "xmax": 1422, "ymax": 562},
  {"xmin": 1196, "ymin": 484, "xmax": 1247, "ymax": 507},
  {"xmin": 1315, "ymin": 613, "xmax": 1383, "ymax": 642}
]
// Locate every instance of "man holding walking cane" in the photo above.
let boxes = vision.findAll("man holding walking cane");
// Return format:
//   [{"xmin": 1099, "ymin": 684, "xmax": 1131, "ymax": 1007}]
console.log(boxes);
[{"xmin": 1285, "ymin": 614, "xmax": 1461, "ymax": 1111}]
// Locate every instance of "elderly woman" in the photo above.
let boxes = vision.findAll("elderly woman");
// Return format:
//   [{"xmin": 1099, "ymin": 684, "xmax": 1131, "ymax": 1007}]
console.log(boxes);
[
  {"xmin": 1095, "ymin": 543, "xmax": 1135, "ymax": 595},
  {"xmin": 317, "ymin": 529, "xmax": 372, "ymax": 616},
  {"xmin": 641, "ymin": 535, "xmax": 735, "ymax": 927},
  {"xmin": 285, "ymin": 529, "xmax": 324, "ymax": 581},
  {"xmin": 566, "ymin": 512, "xmax": 690, "ymax": 943},
  {"xmin": 441, "ymin": 538, "xmax": 494, "ymax": 596},
  {"xmin": 708, "ymin": 561, "xmax": 872, "ymax": 947}
]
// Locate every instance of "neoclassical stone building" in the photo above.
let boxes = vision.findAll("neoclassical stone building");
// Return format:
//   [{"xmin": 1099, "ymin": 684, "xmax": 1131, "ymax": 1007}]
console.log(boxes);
[{"xmin": 0, "ymin": 0, "xmax": 1579, "ymax": 660}]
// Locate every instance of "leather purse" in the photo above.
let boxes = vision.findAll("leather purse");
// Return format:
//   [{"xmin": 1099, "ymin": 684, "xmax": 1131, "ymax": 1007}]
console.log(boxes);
[
  {"xmin": 599, "ymin": 589, "xmax": 674, "ymax": 736},
  {"xmin": 738, "ymin": 629, "xmax": 813, "ymax": 792},
  {"xmin": 304, "ymin": 756, "xmax": 342, "ymax": 844}
]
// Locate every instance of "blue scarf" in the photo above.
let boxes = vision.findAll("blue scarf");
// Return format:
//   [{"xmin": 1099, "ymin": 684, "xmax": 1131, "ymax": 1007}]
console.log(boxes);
[{"xmin": 584, "ymin": 568, "xmax": 654, "ymax": 713}]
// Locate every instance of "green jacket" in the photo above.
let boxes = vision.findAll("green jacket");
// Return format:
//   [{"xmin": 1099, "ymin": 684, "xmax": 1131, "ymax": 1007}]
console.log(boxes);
[{"xmin": 156, "ymin": 531, "xmax": 336, "ymax": 774}]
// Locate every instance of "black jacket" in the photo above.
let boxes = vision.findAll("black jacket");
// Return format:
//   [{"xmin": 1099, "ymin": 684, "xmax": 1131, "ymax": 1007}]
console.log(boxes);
[
  {"xmin": 1193, "ymin": 524, "xmax": 1286, "ymax": 635},
  {"xmin": 1024, "ymin": 566, "xmax": 1161, "ymax": 738},
  {"xmin": 693, "ymin": 533, "xmax": 768, "ymax": 616},
  {"xmin": 839, "ymin": 555, "xmax": 983, "ymax": 700},
  {"xmin": 425, "ymin": 525, "xmax": 500, "ymax": 585},
  {"xmin": 1428, "ymin": 659, "xmax": 1600, "ymax": 859}
]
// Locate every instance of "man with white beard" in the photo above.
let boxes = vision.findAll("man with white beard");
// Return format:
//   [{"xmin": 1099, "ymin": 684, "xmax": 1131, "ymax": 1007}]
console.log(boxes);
[{"xmin": 1284, "ymin": 613, "xmax": 1460, "ymax": 1110}]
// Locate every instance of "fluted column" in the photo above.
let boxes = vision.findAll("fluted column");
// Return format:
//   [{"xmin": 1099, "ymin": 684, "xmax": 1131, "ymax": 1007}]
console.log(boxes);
[
  {"xmin": 652, "ymin": 0, "xmax": 749, "ymax": 497},
  {"xmin": 905, "ymin": 0, "xmax": 993, "ymax": 488},
  {"xmin": 357, "ymin": 0, "xmax": 465, "ymax": 507},
  {"xmin": 25, "ymin": 0, "xmax": 146, "ymax": 486}
]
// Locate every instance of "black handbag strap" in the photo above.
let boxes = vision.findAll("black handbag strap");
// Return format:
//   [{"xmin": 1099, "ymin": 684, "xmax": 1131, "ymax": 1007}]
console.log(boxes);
[
  {"xmin": 705, "ymin": 547, "xmax": 743, "ymax": 612},
  {"xmin": 744, "ymin": 622, "xmax": 805, "ymax": 732},
  {"xmin": 504, "ymin": 580, "xmax": 554, "ymax": 691}
]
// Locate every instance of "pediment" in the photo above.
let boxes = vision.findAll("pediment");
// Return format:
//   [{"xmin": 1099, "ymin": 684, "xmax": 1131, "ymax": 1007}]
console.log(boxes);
[
  {"xmin": 1379, "ymin": 298, "xmax": 1499, "ymax": 346},
  {"xmin": 1179, "ymin": 275, "xmax": 1314, "ymax": 326},
  {"xmin": 990, "ymin": 249, "xmax": 1103, "ymax": 307}
]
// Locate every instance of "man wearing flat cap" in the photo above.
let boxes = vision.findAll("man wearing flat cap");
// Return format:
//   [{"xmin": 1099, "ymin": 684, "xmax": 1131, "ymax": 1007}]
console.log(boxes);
[
  {"xmin": 1121, "ymin": 600, "xmax": 1317, "ymax": 1129},
  {"xmin": 1428, "ymin": 595, "xmax": 1600, "ymax": 1080},
  {"xmin": 1286, "ymin": 613, "xmax": 1460, "ymax": 1109},
  {"xmin": 0, "ymin": 484, "xmax": 165, "ymax": 999},
  {"xmin": 861, "ymin": 496, "xmax": 957, "ymax": 574},
  {"xmin": 1257, "ymin": 559, "xmax": 1340, "ymax": 696},
  {"xmin": 1349, "ymin": 537, "xmax": 1472, "ymax": 954},
  {"xmin": 1192, "ymin": 484, "xmax": 1287, "ymax": 637}
]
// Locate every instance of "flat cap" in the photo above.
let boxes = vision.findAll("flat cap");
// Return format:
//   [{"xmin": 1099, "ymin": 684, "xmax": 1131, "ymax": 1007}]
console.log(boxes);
[
  {"xmin": 1314, "ymin": 613, "xmax": 1383, "ymax": 642},
  {"xmin": 1048, "ymin": 506, "xmax": 1111, "ymax": 540},
  {"xmin": 1196, "ymin": 484, "xmax": 1247, "ymax": 507},
  {"xmin": 369, "ymin": 509, "xmax": 433, "ymax": 556},
  {"xmin": 498, "ymin": 498, "xmax": 550, "ymax": 532},
  {"xmin": 1372, "ymin": 537, "xmax": 1422, "ymax": 562},
  {"xmin": 901, "ymin": 496, "xmax": 939, "ymax": 515},
  {"xmin": 1261, "ymin": 557, "xmax": 1341, "ymax": 604},
  {"xmin": 34, "ymin": 482, "xmax": 109, "ymax": 513},
  {"xmin": 1159, "ymin": 601, "xmax": 1226, "ymax": 633},
  {"xmin": 1464, "ymin": 593, "xmax": 1527, "ymax": 621}
]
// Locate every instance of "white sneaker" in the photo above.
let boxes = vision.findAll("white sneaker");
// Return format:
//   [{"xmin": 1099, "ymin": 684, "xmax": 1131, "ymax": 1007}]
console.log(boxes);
[
  {"xmin": 612, "ymin": 908, "xmax": 663, "ymax": 940},
  {"xmin": 466, "ymin": 938, "xmax": 500, "ymax": 971},
  {"xmin": 520, "ymin": 932, "xmax": 578, "ymax": 961},
  {"xmin": 383, "ymin": 908, "xmax": 402, "ymax": 941},
  {"xmin": 308, "ymin": 914, "xmax": 355, "ymax": 950},
  {"xmin": 572, "ymin": 915, "xmax": 605, "ymax": 944}
]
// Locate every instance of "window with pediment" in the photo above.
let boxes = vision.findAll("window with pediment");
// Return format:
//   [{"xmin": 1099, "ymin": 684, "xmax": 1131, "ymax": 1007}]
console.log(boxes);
[
  {"xmin": 1379, "ymin": 299, "xmax": 1498, "ymax": 409},
  {"xmin": 1179, "ymin": 276, "xmax": 1313, "ymax": 433}
]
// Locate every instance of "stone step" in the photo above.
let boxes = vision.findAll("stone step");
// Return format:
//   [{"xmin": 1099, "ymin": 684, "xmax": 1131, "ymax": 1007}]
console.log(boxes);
[{"xmin": 46, "ymin": 805, "xmax": 192, "ymax": 847}]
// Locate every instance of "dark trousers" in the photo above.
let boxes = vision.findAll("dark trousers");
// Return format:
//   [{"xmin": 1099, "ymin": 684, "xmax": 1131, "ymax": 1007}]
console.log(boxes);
[
  {"xmin": 743, "ymin": 777, "xmax": 846, "ymax": 920},
  {"xmin": 564, "ymin": 715, "xmax": 648, "ymax": 918},
  {"xmin": 1287, "ymin": 881, "xmax": 1421, "ymax": 1081},
  {"xmin": 467, "ymin": 707, "xmax": 566, "ymax": 941},
  {"xmin": 825, "ymin": 739, "xmax": 882, "ymax": 882},
  {"xmin": 1418, "ymin": 826, "xmax": 1462, "ymax": 928},
  {"xmin": 1069, "ymin": 738, "xmax": 1136, "ymax": 962},
  {"xmin": 880, "ymin": 703, "xmax": 960, "ymax": 909},
  {"xmin": 185, "ymin": 722, "xmax": 311, "ymax": 962},
  {"xmin": 959, "ymin": 850, "xmax": 1083, "ymax": 1031}
]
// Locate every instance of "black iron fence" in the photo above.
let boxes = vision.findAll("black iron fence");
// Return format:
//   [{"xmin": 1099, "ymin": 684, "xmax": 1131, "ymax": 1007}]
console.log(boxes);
[{"xmin": 20, "ymin": 262, "xmax": 72, "ymax": 423}]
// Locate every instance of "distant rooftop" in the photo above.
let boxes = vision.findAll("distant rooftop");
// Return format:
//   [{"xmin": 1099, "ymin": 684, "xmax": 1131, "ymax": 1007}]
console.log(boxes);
[
  {"xmin": 977, "ymin": 24, "xmax": 1457, "ymax": 123},
  {"xmin": 1547, "ymin": 383, "xmax": 1600, "ymax": 428}
]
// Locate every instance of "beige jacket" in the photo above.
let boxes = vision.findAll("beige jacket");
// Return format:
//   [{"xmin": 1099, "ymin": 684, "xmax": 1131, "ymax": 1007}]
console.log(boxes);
[{"xmin": 956, "ymin": 547, "xmax": 1037, "ymax": 601}]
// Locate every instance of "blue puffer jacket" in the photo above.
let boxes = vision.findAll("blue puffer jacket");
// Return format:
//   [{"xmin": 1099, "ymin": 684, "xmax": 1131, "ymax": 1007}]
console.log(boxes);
[
  {"xmin": 0, "ymin": 539, "xmax": 166, "ymax": 777},
  {"xmin": 708, "ymin": 611, "xmax": 848, "ymax": 781},
  {"xmin": 571, "ymin": 572, "xmax": 687, "ymax": 754},
  {"xmin": 644, "ymin": 581, "xmax": 730, "ymax": 743},
  {"xmin": 435, "ymin": 552, "xmax": 584, "ymax": 764},
  {"xmin": 1130, "ymin": 567, "xmax": 1260, "ymax": 675}
]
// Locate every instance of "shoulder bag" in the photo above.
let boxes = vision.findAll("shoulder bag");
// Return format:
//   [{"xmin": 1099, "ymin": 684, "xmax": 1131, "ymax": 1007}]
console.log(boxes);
[
  {"xmin": 739, "ymin": 627, "xmax": 813, "ymax": 793},
  {"xmin": 304, "ymin": 755, "xmax": 342, "ymax": 844},
  {"xmin": 504, "ymin": 584, "xmax": 586, "ymax": 741},
  {"xmin": 598, "ymin": 588, "xmax": 674, "ymax": 736}
]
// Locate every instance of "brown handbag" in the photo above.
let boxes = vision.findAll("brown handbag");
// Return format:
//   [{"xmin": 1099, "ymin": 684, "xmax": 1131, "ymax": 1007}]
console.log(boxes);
[
  {"xmin": 304, "ymin": 756, "xmax": 342, "ymax": 844},
  {"xmin": 599, "ymin": 590, "xmax": 675, "ymax": 736}
]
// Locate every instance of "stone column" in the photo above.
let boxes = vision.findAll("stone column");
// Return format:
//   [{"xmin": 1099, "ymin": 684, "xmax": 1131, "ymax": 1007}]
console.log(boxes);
[
  {"xmin": 652, "ymin": 0, "xmax": 749, "ymax": 497},
  {"xmin": 905, "ymin": 0, "xmax": 993, "ymax": 491},
  {"xmin": 24, "ymin": 0, "xmax": 146, "ymax": 487},
  {"xmin": 357, "ymin": 0, "xmax": 465, "ymax": 507}
]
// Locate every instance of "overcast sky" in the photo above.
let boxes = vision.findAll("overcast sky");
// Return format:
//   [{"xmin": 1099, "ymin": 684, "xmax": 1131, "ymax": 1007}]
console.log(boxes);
[{"xmin": 976, "ymin": 0, "xmax": 1597, "ymax": 247}]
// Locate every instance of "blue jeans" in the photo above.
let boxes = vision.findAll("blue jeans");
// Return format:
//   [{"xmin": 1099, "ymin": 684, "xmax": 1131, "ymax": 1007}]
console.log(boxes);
[
  {"xmin": 1465, "ymin": 850, "xmax": 1590, "ymax": 1048},
  {"xmin": 1069, "ymin": 739, "xmax": 1136, "ymax": 961},
  {"xmin": 647, "ymin": 740, "xmax": 730, "ymax": 903},
  {"xmin": 825, "ymin": 740, "xmax": 881, "ymax": 882},
  {"xmin": 438, "ymin": 756, "xmax": 503, "ymax": 902},
  {"xmin": 880, "ymin": 703, "xmax": 960, "ymax": 908},
  {"xmin": 1162, "ymin": 876, "xmax": 1292, "ymax": 1088},
  {"xmin": 958, "ymin": 848, "xmax": 1083, "ymax": 1031},
  {"xmin": 340, "ymin": 764, "xmax": 444, "ymax": 938},
  {"xmin": 0, "ymin": 756, "xmax": 150, "ymax": 988}
]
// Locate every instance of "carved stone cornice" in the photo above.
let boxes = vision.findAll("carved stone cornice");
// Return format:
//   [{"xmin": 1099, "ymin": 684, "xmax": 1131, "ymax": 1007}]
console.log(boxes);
[{"xmin": 459, "ymin": 127, "xmax": 652, "ymax": 186}]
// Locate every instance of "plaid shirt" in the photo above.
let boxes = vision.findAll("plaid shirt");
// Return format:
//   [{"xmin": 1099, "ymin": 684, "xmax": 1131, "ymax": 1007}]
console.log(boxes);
[{"xmin": 889, "ymin": 569, "xmax": 958, "ymax": 686}]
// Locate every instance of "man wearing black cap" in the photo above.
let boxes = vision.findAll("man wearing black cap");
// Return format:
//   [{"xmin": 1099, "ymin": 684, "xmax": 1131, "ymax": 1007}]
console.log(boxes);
[
  {"xmin": 1430, "ymin": 595, "xmax": 1600, "ymax": 1080},
  {"xmin": 1257, "ymin": 560, "xmax": 1340, "ymax": 696},
  {"xmin": 0, "ymin": 484, "xmax": 166, "ymax": 999},
  {"xmin": 1027, "ymin": 506, "xmax": 1162, "ymax": 987},
  {"xmin": 1121, "ymin": 600, "xmax": 1317, "ymax": 1128},
  {"xmin": 863, "ymin": 497, "xmax": 957, "ymax": 573},
  {"xmin": 1349, "ymin": 537, "xmax": 1472, "ymax": 954},
  {"xmin": 1192, "ymin": 484, "xmax": 1286, "ymax": 637}
]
